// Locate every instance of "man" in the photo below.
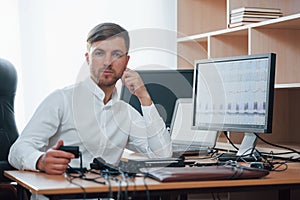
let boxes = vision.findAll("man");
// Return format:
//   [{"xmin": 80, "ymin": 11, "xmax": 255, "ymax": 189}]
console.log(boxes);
[{"xmin": 9, "ymin": 22, "xmax": 172, "ymax": 175}]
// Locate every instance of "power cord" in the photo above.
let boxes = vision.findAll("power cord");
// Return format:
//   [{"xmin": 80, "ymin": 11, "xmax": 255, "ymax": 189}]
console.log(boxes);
[
  {"xmin": 65, "ymin": 170, "xmax": 87, "ymax": 200},
  {"xmin": 223, "ymin": 131, "xmax": 239, "ymax": 151},
  {"xmin": 221, "ymin": 132, "xmax": 297, "ymax": 171},
  {"xmin": 143, "ymin": 173, "xmax": 151, "ymax": 200},
  {"xmin": 140, "ymin": 168, "xmax": 151, "ymax": 200},
  {"xmin": 253, "ymin": 133, "xmax": 300, "ymax": 156},
  {"xmin": 119, "ymin": 168, "xmax": 129, "ymax": 200},
  {"xmin": 211, "ymin": 192, "xmax": 221, "ymax": 200}
]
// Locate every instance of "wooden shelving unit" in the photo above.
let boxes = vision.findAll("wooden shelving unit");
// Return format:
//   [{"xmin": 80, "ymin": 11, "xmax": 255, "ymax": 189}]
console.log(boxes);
[{"xmin": 177, "ymin": 0, "xmax": 300, "ymax": 149}]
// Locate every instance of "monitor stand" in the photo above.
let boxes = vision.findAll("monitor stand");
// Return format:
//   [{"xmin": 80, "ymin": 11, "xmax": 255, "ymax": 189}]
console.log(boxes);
[{"xmin": 218, "ymin": 132, "xmax": 261, "ymax": 162}]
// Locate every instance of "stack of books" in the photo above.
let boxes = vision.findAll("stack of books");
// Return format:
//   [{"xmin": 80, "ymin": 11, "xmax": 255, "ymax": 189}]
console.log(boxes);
[{"xmin": 229, "ymin": 7, "xmax": 283, "ymax": 28}]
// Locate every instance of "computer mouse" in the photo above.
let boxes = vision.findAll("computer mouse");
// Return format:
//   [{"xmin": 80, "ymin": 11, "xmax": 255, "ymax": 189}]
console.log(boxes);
[
  {"xmin": 250, "ymin": 162, "xmax": 264, "ymax": 169},
  {"xmin": 250, "ymin": 162, "xmax": 272, "ymax": 171}
]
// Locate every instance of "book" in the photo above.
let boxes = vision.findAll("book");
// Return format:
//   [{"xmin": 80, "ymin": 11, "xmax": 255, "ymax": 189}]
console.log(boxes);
[
  {"xmin": 228, "ymin": 22, "xmax": 253, "ymax": 28},
  {"xmin": 231, "ymin": 7, "xmax": 282, "ymax": 15},
  {"xmin": 231, "ymin": 11, "xmax": 283, "ymax": 18},
  {"xmin": 231, "ymin": 14, "xmax": 281, "ymax": 20},
  {"xmin": 229, "ymin": 7, "xmax": 282, "ymax": 28},
  {"xmin": 230, "ymin": 16, "xmax": 278, "ymax": 24}
]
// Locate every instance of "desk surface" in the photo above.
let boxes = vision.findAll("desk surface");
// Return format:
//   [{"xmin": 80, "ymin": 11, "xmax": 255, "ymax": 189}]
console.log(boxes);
[{"xmin": 4, "ymin": 162, "xmax": 300, "ymax": 196}]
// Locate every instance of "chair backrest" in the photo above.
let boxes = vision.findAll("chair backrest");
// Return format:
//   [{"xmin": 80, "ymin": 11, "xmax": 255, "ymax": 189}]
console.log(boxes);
[{"xmin": 0, "ymin": 58, "xmax": 18, "ymax": 182}]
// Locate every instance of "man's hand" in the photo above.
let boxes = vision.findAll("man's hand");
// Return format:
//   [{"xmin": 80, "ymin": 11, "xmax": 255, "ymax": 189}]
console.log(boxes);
[
  {"xmin": 121, "ymin": 68, "xmax": 152, "ymax": 106},
  {"xmin": 36, "ymin": 140, "xmax": 75, "ymax": 175}
]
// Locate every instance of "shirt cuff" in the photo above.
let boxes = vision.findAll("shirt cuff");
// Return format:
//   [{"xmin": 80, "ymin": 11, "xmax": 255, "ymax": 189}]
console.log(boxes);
[
  {"xmin": 24, "ymin": 151, "xmax": 45, "ymax": 171},
  {"xmin": 141, "ymin": 103, "xmax": 160, "ymax": 124},
  {"xmin": 141, "ymin": 103, "xmax": 166, "ymax": 137}
]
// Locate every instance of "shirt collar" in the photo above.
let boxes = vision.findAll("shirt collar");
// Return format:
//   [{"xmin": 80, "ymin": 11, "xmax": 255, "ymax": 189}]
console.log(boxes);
[{"xmin": 83, "ymin": 77, "xmax": 118, "ymax": 104}]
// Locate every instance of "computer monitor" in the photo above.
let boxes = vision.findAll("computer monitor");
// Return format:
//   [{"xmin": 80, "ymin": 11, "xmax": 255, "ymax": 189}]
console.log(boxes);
[
  {"xmin": 120, "ymin": 69, "xmax": 194, "ymax": 129},
  {"xmin": 192, "ymin": 53, "xmax": 276, "ymax": 158}
]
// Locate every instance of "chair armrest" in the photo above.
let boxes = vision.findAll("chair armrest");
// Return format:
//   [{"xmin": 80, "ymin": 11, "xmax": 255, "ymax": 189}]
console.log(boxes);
[{"xmin": 0, "ymin": 161, "xmax": 16, "ymax": 182}]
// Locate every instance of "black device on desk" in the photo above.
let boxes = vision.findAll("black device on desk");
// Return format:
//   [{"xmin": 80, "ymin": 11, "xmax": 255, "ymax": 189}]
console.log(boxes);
[
  {"xmin": 90, "ymin": 157, "xmax": 121, "ymax": 175},
  {"xmin": 90, "ymin": 157, "xmax": 185, "ymax": 175},
  {"xmin": 58, "ymin": 146, "xmax": 87, "ymax": 173},
  {"xmin": 59, "ymin": 146, "xmax": 80, "ymax": 158},
  {"xmin": 192, "ymin": 53, "xmax": 276, "ymax": 161},
  {"xmin": 119, "ymin": 157, "xmax": 185, "ymax": 173}
]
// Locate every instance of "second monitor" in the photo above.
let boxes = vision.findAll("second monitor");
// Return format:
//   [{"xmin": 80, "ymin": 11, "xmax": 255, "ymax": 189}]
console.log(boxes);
[
  {"xmin": 119, "ymin": 69, "xmax": 194, "ymax": 129},
  {"xmin": 192, "ymin": 53, "xmax": 276, "ymax": 158}
]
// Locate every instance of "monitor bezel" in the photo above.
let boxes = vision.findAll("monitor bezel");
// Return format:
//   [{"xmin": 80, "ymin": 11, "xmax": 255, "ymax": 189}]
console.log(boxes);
[{"xmin": 192, "ymin": 53, "xmax": 276, "ymax": 133}]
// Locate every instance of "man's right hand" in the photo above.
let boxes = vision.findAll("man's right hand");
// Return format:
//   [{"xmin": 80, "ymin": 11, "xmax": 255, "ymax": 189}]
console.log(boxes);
[{"xmin": 36, "ymin": 140, "xmax": 75, "ymax": 175}]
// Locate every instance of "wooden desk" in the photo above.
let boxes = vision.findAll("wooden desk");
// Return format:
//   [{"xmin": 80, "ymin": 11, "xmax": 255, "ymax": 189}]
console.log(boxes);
[{"xmin": 5, "ymin": 162, "xmax": 300, "ymax": 200}]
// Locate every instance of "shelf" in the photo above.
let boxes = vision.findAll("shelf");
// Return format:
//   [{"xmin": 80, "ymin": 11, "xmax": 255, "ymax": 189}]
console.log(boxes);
[
  {"xmin": 178, "ymin": 13, "xmax": 300, "ymax": 43},
  {"xmin": 275, "ymin": 83, "xmax": 300, "ymax": 89},
  {"xmin": 251, "ymin": 13, "xmax": 300, "ymax": 29}
]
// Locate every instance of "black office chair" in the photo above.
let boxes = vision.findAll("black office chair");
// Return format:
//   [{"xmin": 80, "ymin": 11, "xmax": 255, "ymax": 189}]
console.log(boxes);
[{"xmin": 0, "ymin": 58, "xmax": 19, "ymax": 199}]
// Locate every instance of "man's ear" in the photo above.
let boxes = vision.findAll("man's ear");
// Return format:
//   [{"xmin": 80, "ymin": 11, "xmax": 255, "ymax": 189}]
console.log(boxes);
[
  {"xmin": 85, "ymin": 52, "xmax": 90, "ymax": 64},
  {"xmin": 125, "ymin": 55, "xmax": 130, "ymax": 67}
]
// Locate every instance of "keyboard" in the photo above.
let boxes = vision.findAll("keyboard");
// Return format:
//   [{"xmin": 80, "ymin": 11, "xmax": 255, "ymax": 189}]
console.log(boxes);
[
  {"xmin": 172, "ymin": 143, "xmax": 210, "ymax": 156},
  {"xmin": 119, "ymin": 157, "xmax": 185, "ymax": 173}
]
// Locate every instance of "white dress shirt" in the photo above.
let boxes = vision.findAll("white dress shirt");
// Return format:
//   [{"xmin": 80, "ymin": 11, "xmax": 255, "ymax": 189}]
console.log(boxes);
[{"xmin": 9, "ymin": 77, "xmax": 172, "ymax": 171}]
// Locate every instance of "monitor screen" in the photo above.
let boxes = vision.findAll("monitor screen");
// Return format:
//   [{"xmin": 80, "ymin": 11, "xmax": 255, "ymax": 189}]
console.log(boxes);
[
  {"xmin": 192, "ymin": 53, "xmax": 276, "ymax": 133},
  {"xmin": 120, "ymin": 69, "xmax": 194, "ymax": 128}
]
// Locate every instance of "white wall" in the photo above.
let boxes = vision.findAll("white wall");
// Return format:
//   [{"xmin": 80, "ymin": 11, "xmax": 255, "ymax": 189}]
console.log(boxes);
[{"xmin": 0, "ymin": 0, "xmax": 176, "ymax": 131}]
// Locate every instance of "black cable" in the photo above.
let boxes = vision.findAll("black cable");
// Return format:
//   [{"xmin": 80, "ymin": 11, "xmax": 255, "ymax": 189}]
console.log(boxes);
[
  {"xmin": 119, "ymin": 168, "xmax": 129, "ymax": 200},
  {"xmin": 116, "ymin": 176, "xmax": 122, "ymax": 200},
  {"xmin": 238, "ymin": 147, "xmax": 260, "ymax": 162},
  {"xmin": 88, "ymin": 169, "xmax": 107, "ymax": 184},
  {"xmin": 261, "ymin": 151, "xmax": 298, "ymax": 155},
  {"xmin": 271, "ymin": 161, "xmax": 288, "ymax": 172},
  {"xmin": 222, "ymin": 161, "xmax": 244, "ymax": 179},
  {"xmin": 254, "ymin": 132, "xmax": 300, "ymax": 155},
  {"xmin": 142, "ymin": 172, "xmax": 151, "ymax": 200},
  {"xmin": 260, "ymin": 152, "xmax": 300, "ymax": 162},
  {"xmin": 254, "ymin": 150, "xmax": 275, "ymax": 169},
  {"xmin": 81, "ymin": 175, "xmax": 106, "ymax": 185},
  {"xmin": 127, "ymin": 172, "xmax": 137, "ymax": 199},
  {"xmin": 65, "ymin": 173, "xmax": 87, "ymax": 200},
  {"xmin": 103, "ymin": 173, "xmax": 113, "ymax": 199},
  {"xmin": 113, "ymin": 176, "xmax": 122, "ymax": 200},
  {"xmin": 216, "ymin": 192, "xmax": 221, "ymax": 200},
  {"xmin": 66, "ymin": 164, "xmax": 84, "ymax": 178},
  {"xmin": 221, "ymin": 131, "xmax": 300, "ymax": 164},
  {"xmin": 250, "ymin": 150, "xmax": 290, "ymax": 172},
  {"xmin": 211, "ymin": 192, "xmax": 222, "ymax": 200},
  {"xmin": 211, "ymin": 192, "xmax": 216, "ymax": 200},
  {"xmin": 105, "ymin": 172, "xmax": 123, "ymax": 200},
  {"xmin": 223, "ymin": 131, "xmax": 239, "ymax": 150},
  {"xmin": 223, "ymin": 131, "xmax": 300, "ymax": 159}
]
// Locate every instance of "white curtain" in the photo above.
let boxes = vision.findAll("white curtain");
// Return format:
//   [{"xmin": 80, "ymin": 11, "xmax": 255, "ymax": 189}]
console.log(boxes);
[{"xmin": 0, "ymin": 0, "xmax": 176, "ymax": 132}]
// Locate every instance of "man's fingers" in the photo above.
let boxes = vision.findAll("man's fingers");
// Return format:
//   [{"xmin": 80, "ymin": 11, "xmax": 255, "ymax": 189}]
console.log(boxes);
[
  {"xmin": 46, "ymin": 165, "xmax": 68, "ymax": 175},
  {"xmin": 121, "ymin": 68, "xmax": 131, "ymax": 83},
  {"xmin": 52, "ymin": 140, "xmax": 64, "ymax": 150},
  {"xmin": 44, "ymin": 153, "xmax": 72, "ymax": 164},
  {"xmin": 47, "ymin": 150, "xmax": 75, "ymax": 159},
  {"xmin": 42, "ymin": 152, "xmax": 72, "ymax": 175},
  {"xmin": 122, "ymin": 71, "xmax": 143, "ymax": 93}
]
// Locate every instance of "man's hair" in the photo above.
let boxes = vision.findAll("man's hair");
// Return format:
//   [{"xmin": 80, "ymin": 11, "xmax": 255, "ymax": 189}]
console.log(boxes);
[{"xmin": 86, "ymin": 22, "xmax": 130, "ymax": 52}]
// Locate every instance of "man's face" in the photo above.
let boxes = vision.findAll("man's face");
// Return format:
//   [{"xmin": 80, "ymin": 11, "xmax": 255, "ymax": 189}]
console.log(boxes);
[{"xmin": 86, "ymin": 36, "xmax": 130, "ymax": 88}]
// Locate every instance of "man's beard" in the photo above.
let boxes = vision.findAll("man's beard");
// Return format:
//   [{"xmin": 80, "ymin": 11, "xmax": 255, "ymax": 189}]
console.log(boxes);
[
  {"xmin": 98, "ymin": 75, "xmax": 119, "ymax": 87},
  {"xmin": 93, "ymin": 68, "xmax": 122, "ymax": 87}
]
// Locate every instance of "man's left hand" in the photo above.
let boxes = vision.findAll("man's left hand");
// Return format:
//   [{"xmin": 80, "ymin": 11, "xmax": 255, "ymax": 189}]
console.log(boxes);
[{"xmin": 121, "ymin": 68, "xmax": 152, "ymax": 106}]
